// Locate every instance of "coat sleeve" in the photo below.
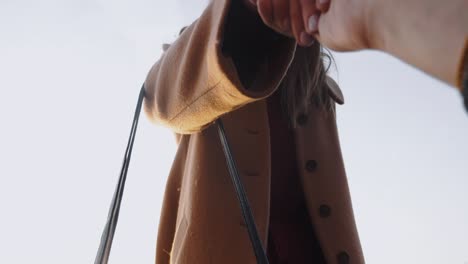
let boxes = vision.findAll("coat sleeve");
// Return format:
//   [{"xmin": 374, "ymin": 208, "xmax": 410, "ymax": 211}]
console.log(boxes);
[{"xmin": 143, "ymin": 0, "xmax": 296, "ymax": 134}]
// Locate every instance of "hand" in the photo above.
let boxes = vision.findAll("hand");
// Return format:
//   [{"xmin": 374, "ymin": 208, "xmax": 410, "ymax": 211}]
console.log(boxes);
[
  {"xmin": 247, "ymin": 0, "xmax": 375, "ymax": 50},
  {"xmin": 312, "ymin": 0, "xmax": 376, "ymax": 51},
  {"xmin": 251, "ymin": 0, "xmax": 320, "ymax": 47}
]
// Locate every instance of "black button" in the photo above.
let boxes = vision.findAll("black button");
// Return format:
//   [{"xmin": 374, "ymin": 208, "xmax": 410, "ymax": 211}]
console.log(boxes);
[
  {"xmin": 305, "ymin": 160, "xmax": 317, "ymax": 172},
  {"xmin": 297, "ymin": 113, "xmax": 308, "ymax": 126},
  {"xmin": 337, "ymin": 251, "xmax": 349, "ymax": 264},
  {"xmin": 319, "ymin": 204, "xmax": 331, "ymax": 218}
]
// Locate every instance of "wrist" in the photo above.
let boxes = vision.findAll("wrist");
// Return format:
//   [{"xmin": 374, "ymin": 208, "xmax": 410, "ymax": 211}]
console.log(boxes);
[{"xmin": 364, "ymin": 0, "xmax": 392, "ymax": 51}]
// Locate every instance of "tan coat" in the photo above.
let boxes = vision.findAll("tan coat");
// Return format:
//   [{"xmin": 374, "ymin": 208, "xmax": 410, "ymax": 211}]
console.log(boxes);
[{"xmin": 143, "ymin": 0, "xmax": 364, "ymax": 263}]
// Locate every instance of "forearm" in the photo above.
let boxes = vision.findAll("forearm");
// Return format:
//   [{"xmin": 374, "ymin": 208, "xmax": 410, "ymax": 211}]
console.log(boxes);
[{"xmin": 371, "ymin": 0, "xmax": 468, "ymax": 89}]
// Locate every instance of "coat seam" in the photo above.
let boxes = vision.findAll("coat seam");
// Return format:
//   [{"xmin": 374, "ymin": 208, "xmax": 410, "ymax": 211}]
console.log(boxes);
[{"xmin": 168, "ymin": 79, "xmax": 223, "ymax": 123}]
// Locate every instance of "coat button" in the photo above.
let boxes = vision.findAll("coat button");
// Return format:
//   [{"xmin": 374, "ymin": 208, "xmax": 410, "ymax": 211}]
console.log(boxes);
[
  {"xmin": 305, "ymin": 160, "xmax": 317, "ymax": 172},
  {"xmin": 337, "ymin": 251, "xmax": 349, "ymax": 264},
  {"xmin": 296, "ymin": 113, "xmax": 308, "ymax": 126},
  {"xmin": 319, "ymin": 204, "xmax": 331, "ymax": 218}
]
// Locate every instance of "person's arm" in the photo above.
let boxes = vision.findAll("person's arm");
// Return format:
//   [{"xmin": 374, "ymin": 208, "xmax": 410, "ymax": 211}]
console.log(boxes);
[
  {"xmin": 314, "ymin": 0, "xmax": 468, "ymax": 89},
  {"xmin": 360, "ymin": 0, "xmax": 467, "ymax": 89},
  {"xmin": 254, "ymin": 0, "xmax": 467, "ymax": 90},
  {"xmin": 143, "ymin": 0, "xmax": 296, "ymax": 134}
]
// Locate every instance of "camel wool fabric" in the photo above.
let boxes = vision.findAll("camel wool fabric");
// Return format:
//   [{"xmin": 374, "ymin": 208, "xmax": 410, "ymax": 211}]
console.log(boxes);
[{"xmin": 143, "ymin": 0, "xmax": 365, "ymax": 263}]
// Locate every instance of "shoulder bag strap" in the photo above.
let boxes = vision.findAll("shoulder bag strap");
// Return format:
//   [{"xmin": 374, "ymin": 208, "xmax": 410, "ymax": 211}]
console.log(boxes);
[
  {"xmin": 94, "ymin": 85, "xmax": 145, "ymax": 264},
  {"xmin": 215, "ymin": 119, "xmax": 269, "ymax": 264},
  {"xmin": 95, "ymin": 86, "xmax": 268, "ymax": 264}
]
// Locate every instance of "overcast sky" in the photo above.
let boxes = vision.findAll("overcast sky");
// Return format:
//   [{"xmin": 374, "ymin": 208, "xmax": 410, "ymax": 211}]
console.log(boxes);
[{"xmin": 0, "ymin": 0, "xmax": 467, "ymax": 263}]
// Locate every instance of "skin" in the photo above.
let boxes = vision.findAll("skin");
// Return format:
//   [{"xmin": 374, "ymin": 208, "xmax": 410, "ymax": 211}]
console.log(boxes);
[
  {"xmin": 244, "ymin": 0, "xmax": 468, "ymax": 89},
  {"xmin": 316, "ymin": 0, "xmax": 468, "ymax": 88},
  {"xmin": 243, "ymin": 0, "xmax": 316, "ymax": 46}
]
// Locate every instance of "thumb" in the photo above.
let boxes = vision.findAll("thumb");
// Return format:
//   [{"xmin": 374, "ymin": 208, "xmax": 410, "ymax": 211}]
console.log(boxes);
[{"xmin": 314, "ymin": 11, "xmax": 356, "ymax": 52}]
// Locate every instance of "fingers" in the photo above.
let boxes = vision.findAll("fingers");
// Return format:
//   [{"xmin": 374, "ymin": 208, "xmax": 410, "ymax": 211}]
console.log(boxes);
[
  {"xmin": 300, "ymin": 0, "xmax": 319, "ymax": 35},
  {"xmin": 316, "ymin": 0, "xmax": 331, "ymax": 13},
  {"xmin": 258, "ymin": 0, "xmax": 293, "ymax": 37},
  {"xmin": 272, "ymin": 0, "xmax": 290, "ymax": 33},
  {"xmin": 296, "ymin": 0, "xmax": 317, "ymax": 46},
  {"xmin": 257, "ymin": 0, "xmax": 274, "ymax": 29},
  {"xmin": 257, "ymin": 0, "xmax": 317, "ymax": 46},
  {"xmin": 313, "ymin": 4, "xmax": 347, "ymax": 51}
]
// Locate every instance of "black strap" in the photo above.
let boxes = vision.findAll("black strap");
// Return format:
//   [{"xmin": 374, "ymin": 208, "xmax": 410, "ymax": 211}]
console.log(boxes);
[
  {"xmin": 95, "ymin": 87, "xmax": 268, "ymax": 264},
  {"xmin": 95, "ymin": 85, "xmax": 145, "ymax": 264},
  {"xmin": 215, "ymin": 119, "xmax": 269, "ymax": 264}
]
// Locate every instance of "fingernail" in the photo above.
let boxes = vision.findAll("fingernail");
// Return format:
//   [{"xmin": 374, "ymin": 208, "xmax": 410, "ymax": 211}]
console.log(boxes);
[
  {"xmin": 300, "ymin": 32, "xmax": 315, "ymax": 46},
  {"xmin": 319, "ymin": 0, "xmax": 329, "ymax": 4},
  {"xmin": 308, "ymin": 14, "xmax": 319, "ymax": 33}
]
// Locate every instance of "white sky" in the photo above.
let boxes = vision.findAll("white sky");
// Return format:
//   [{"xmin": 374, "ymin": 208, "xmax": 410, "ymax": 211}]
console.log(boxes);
[{"xmin": 0, "ymin": 0, "xmax": 467, "ymax": 263}]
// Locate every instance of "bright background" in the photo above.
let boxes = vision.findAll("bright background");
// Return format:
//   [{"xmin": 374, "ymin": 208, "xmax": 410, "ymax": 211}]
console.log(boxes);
[{"xmin": 0, "ymin": 0, "xmax": 467, "ymax": 263}]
